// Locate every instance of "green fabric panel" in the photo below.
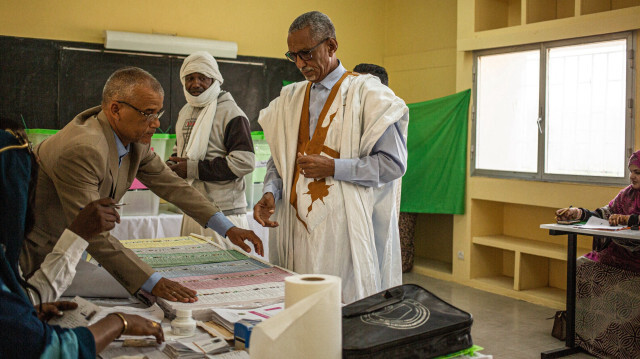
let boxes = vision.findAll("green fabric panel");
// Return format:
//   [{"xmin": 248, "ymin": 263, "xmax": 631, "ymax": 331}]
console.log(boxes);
[
  {"xmin": 400, "ymin": 89, "xmax": 470, "ymax": 214},
  {"xmin": 282, "ymin": 80, "xmax": 295, "ymax": 86}
]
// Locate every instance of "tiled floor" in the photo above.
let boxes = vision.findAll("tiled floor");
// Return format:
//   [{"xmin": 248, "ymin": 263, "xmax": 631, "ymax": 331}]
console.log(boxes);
[{"xmin": 402, "ymin": 272, "xmax": 596, "ymax": 359}]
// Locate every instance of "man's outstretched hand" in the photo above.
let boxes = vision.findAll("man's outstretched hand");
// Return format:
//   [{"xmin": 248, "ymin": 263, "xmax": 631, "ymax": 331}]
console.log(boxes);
[
  {"xmin": 226, "ymin": 227, "xmax": 264, "ymax": 257},
  {"xmin": 253, "ymin": 192, "xmax": 279, "ymax": 228},
  {"xmin": 151, "ymin": 278, "xmax": 198, "ymax": 303}
]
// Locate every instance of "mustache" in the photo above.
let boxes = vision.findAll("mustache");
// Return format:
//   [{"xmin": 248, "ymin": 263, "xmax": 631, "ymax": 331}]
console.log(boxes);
[{"xmin": 300, "ymin": 66, "xmax": 313, "ymax": 73}]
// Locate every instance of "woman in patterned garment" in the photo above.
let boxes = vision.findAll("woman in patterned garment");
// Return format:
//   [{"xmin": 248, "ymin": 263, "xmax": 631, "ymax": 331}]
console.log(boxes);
[
  {"xmin": 0, "ymin": 123, "xmax": 164, "ymax": 358},
  {"xmin": 555, "ymin": 149, "xmax": 640, "ymax": 272}
]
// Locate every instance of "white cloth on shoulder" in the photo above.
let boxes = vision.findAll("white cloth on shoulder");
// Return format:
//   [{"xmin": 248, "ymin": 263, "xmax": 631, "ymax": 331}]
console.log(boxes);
[
  {"xmin": 178, "ymin": 51, "xmax": 223, "ymax": 181},
  {"xmin": 259, "ymin": 75, "xmax": 407, "ymax": 303}
]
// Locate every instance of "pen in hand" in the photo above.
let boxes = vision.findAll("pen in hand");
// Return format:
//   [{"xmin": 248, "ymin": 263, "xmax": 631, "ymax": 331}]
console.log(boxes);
[{"xmin": 557, "ymin": 205, "xmax": 573, "ymax": 217}]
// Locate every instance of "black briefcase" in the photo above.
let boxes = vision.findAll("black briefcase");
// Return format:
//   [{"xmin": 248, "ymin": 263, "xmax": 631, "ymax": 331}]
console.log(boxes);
[{"xmin": 342, "ymin": 284, "xmax": 473, "ymax": 359}]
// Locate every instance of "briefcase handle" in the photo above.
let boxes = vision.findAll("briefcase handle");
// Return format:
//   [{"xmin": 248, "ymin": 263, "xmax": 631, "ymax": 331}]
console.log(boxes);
[{"xmin": 343, "ymin": 289, "xmax": 405, "ymax": 318}]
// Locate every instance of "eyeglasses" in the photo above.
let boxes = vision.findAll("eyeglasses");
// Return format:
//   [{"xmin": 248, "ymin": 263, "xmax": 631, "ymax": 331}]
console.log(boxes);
[
  {"xmin": 117, "ymin": 101, "xmax": 164, "ymax": 122},
  {"xmin": 285, "ymin": 38, "xmax": 329, "ymax": 63}
]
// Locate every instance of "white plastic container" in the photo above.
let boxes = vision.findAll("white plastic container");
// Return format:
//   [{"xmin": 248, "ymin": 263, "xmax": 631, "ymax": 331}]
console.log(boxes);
[
  {"xmin": 171, "ymin": 309, "xmax": 196, "ymax": 336},
  {"xmin": 120, "ymin": 189, "xmax": 159, "ymax": 216},
  {"xmin": 150, "ymin": 134, "xmax": 171, "ymax": 161}
]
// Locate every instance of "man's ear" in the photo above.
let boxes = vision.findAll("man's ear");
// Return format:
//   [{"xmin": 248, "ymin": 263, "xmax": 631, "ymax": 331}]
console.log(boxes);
[
  {"xmin": 109, "ymin": 102, "xmax": 121, "ymax": 120},
  {"xmin": 327, "ymin": 38, "xmax": 338, "ymax": 56}
]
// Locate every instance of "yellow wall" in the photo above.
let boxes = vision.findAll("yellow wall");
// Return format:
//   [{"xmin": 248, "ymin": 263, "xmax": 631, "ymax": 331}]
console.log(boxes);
[
  {"xmin": 0, "ymin": 0, "xmax": 386, "ymax": 72},
  {"xmin": 383, "ymin": 0, "xmax": 458, "ymax": 103}
]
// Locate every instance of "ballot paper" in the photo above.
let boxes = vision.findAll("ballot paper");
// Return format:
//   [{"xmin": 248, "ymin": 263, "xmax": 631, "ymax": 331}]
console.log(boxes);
[
  {"xmin": 48, "ymin": 296, "xmax": 102, "ymax": 328},
  {"xmin": 162, "ymin": 333, "xmax": 230, "ymax": 358},
  {"xmin": 210, "ymin": 304, "xmax": 284, "ymax": 332},
  {"xmin": 580, "ymin": 216, "xmax": 627, "ymax": 231}
]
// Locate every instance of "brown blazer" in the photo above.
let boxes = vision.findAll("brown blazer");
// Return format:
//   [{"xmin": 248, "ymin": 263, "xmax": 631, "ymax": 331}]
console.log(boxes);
[{"xmin": 20, "ymin": 106, "xmax": 220, "ymax": 294}]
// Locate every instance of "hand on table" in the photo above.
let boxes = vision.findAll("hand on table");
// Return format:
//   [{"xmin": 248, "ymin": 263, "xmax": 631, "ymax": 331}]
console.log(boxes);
[
  {"xmin": 296, "ymin": 152, "xmax": 334, "ymax": 179},
  {"xmin": 118, "ymin": 313, "xmax": 164, "ymax": 344},
  {"xmin": 152, "ymin": 278, "xmax": 198, "ymax": 303},
  {"xmin": 226, "ymin": 227, "xmax": 264, "ymax": 256},
  {"xmin": 609, "ymin": 214, "xmax": 630, "ymax": 226},
  {"xmin": 36, "ymin": 301, "xmax": 78, "ymax": 322},
  {"xmin": 555, "ymin": 207, "xmax": 581, "ymax": 222},
  {"xmin": 168, "ymin": 156, "xmax": 188, "ymax": 179},
  {"xmin": 68, "ymin": 198, "xmax": 121, "ymax": 240},
  {"xmin": 254, "ymin": 192, "xmax": 279, "ymax": 228}
]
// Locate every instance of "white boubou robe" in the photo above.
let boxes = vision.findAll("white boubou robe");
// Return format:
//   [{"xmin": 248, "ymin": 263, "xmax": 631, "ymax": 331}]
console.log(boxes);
[{"xmin": 258, "ymin": 72, "xmax": 408, "ymax": 303}]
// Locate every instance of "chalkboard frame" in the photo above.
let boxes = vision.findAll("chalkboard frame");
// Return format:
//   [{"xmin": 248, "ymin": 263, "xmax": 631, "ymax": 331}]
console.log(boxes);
[{"xmin": 0, "ymin": 35, "xmax": 304, "ymax": 132}]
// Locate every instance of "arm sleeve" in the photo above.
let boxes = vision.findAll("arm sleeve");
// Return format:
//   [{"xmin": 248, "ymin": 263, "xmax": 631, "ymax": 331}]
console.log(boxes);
[
  {"xmin": 333, "ymin": 116, "xmax": 408, "ymax": 188},
  {"xmin": 196, "ymin": 116, "xmax": 255, "ymax": 181},
  {"xmin": 263, "ymin": 156, "xmax": 283, "ymax": 201},
  {"xmin": 26, "ymin": 229, "xmax": 88, "ymax": 304},
  {"xmin": 0, "ymin": 274, "xmax": 96, "ymax": 359}
]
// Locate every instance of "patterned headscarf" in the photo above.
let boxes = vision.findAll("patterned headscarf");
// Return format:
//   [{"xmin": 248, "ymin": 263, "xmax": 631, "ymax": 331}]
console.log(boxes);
[{"xmin": 608, "ymin": 150, "xmax": 640, "ymax": 215}]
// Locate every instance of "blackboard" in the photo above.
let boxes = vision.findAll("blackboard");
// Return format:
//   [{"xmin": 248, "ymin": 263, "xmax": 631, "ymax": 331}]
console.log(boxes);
[{"xmin": 0, "ymin": 35, "xmax": 304, "ymax": 132}]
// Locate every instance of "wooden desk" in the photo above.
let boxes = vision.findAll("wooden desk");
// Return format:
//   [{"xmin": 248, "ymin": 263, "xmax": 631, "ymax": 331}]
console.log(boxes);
[{"xmin": 539, "ymin": 223, "xmax": 640, "ymax": 358}]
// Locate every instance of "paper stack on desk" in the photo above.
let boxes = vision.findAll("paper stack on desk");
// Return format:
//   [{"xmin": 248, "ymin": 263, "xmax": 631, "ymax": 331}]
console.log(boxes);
[
  {"xmin": 163, "ymin": 333, "xmax": 230, "ymax": 358},
  {"xmin": 120, "ymin": 236, "xmax": 292, "ymax": 321},
  {"xmin": 210, "ymin": 304, "xmax": 284, "ymax": 332}
]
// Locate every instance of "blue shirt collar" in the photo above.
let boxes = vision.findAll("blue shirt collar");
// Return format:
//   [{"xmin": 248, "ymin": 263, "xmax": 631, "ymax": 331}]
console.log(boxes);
[
  {"xmin": 112, "ymin": 131, "xmax": 130, "ymax": 166},
  {"xmin": 315, "ymin": 60, "xmax": 346, "ymax": 90}
]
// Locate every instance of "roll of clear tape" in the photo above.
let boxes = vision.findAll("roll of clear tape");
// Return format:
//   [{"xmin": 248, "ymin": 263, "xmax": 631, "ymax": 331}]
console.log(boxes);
[{"xmin": 250, "ymin": 274, "xmax": 342, "ymax": 359}]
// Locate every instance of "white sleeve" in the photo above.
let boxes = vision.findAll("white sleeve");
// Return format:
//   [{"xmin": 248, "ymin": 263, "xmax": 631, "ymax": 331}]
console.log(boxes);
[{"xmin": 26, "ymin": 229, "xmax": 88, "ymax": 304}]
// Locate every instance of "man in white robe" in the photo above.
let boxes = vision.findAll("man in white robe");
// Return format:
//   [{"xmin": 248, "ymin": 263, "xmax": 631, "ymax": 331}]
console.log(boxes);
[{"xmin": 254, "ymin": 11, "xmax": 409, "ymax": 303}]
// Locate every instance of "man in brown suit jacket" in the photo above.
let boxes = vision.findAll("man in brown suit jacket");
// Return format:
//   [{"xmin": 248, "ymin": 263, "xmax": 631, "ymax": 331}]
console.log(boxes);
[{"xmin": 20, "ymin": 67, "xmax": 263, "ymax": 303}]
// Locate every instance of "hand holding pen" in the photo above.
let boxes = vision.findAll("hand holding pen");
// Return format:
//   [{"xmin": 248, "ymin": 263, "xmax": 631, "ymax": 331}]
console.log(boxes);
[
  {"xmin": 68, "ymin": 198, "xmax": 122, "ymax": 240},
  {"xmin": 555, "ymin": 205, "xmax": 580, "ymax": 222}
]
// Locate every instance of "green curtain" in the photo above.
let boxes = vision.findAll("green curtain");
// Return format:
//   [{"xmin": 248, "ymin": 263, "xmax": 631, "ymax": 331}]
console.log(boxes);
[{"xmin": 400, "ymin": 89, "xmax": 470, "ymax": 214}]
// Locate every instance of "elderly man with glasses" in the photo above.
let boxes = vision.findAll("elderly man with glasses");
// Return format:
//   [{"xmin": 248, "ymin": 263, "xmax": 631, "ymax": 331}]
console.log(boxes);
[
  {"xmin": 21, "ymin": 67, "xmax": 263, "ymax": 304},
  {"xmin": 254, "ymin": 11, "xmax": 409, "ymax": 303}
]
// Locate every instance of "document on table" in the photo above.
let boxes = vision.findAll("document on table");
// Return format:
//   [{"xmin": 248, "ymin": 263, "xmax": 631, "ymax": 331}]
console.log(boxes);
[
  {"xmin": 211, "ymin": 303, "xmax": 284, "ymax": 332},
  {"xmin": 90, "ymin": 303, "xmax": 164, "ymax": 324},
  {"xmin": 580, "ymin": 216, "xmax": 627, "ymax": 231},
  {"xmin": 154, "ymin": 259, "xmax": 271, "ymax": 278},
  {"xmin": 48, "ymin": 296, "xmax": 102, "ymax": 328}
]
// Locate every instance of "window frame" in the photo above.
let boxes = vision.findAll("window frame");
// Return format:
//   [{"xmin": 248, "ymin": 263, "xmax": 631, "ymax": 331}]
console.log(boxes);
[{"xmin": 471, "ymin": 31, "xmax": 635, "ymax": 186}]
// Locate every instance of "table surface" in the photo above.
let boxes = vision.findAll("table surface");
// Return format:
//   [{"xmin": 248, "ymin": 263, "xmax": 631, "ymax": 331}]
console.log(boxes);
[{"xmin": 540, "ymin": 223, "xmax": 640, "ymax": 240}]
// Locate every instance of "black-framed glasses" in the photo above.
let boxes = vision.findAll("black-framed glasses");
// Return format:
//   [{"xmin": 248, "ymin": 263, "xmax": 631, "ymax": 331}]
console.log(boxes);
[
  {"xmin": 285, "ymin": 38, "xmax": 329, "ymax": 63},
  {"xmin": 117, "ymin": 101, "xmax": 164, "ymax": 122}
]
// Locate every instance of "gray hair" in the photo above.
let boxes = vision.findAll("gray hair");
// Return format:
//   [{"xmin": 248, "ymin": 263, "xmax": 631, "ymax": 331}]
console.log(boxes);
[
  {"xmin": 102, "ymin": 67, "xmax": 164, "ymax": 106},
  {"xmin": 289, "ymin": 11, "xmax": 336, "ymax": 42}
]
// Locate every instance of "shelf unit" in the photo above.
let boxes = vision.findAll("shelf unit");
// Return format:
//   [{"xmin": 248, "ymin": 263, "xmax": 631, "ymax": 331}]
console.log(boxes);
[
  {"xmin": 471, "ymin": 234, "xmax": 590, "ymax": 307},
  {"xmin": 475, "ymin": 0, "xmax": 640, "ymax": 32}
]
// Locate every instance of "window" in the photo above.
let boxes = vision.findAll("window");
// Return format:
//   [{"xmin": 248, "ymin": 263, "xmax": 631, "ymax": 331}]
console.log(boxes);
[{"xmin": 472, "ymin": 32, "xmax": 634, "ymax": 185}]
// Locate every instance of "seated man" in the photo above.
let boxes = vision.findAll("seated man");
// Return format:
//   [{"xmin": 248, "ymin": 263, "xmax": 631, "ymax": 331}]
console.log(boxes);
[{"xmin": 20, "ymin": 67, "xmax": 263, "ymax": 303}]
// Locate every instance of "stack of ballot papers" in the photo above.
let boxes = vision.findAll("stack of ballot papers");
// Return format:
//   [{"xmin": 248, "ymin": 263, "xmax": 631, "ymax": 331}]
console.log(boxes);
[
  {"xmin": 163, "ymin": 333, "xmax": 230, "ymax": 358},
  {"xmin": 118, "ymin": 236, "xmax": 293, "ymax": 320},
  {"xmin": 49, "ymin": 296, "xmax": 164, "ymax": 334},
  {"xmin": 210, "ymin": 304, "xmax": 284, "ymax": 332}
]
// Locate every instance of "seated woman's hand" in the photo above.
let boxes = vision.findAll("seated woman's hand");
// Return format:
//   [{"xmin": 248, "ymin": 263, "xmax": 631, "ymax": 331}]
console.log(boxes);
[
  {"xmin": 555, "ymin": 207, "xmax": 581, "ymax": 222},
  {"xmin": 36, "ymin": 301, "xmax": 78, "ymax": 322},
  {"xmin": 609, "ymin": 214, "xmax": 630, "ymax": 226}
]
